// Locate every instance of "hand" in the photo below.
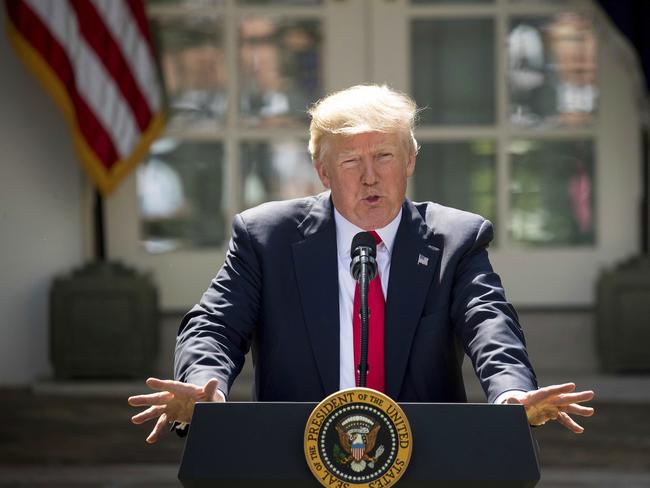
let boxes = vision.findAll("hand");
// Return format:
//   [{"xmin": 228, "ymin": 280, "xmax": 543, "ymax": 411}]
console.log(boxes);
[
  {"xmin": 504, "ymin": 383, "xmax": 594, "ymax": 434},
  {"xmin": 128, "ymin": 377, "xmax": 223, "ymax": 443}
]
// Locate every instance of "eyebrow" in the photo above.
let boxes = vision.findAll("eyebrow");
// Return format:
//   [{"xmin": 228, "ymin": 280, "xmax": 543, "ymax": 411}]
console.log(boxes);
[{"xmin": 337, "ymin": 144, "xmax": 398, "ymax": 158}]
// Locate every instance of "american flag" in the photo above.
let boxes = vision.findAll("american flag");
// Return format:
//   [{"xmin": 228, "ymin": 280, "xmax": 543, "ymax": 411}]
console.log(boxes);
[{"xmin": 5, "ymin": 0, "xmax": 163, "ymax": 195}]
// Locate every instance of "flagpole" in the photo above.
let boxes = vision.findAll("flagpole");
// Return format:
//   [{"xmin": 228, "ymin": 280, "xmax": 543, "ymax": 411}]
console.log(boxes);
[
  {"xmin": 94, "ymin": 189, "xmax": 106, "ymax": 262},
  {"xmin": 643, "ymin": 125, "xmax": 649, "ymax": 256}
]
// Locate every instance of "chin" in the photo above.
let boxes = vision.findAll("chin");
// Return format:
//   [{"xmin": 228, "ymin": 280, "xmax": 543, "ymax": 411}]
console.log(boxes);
[{"xmin": 357, "ymin": 214, "xmax": 392, "ymax": 231}]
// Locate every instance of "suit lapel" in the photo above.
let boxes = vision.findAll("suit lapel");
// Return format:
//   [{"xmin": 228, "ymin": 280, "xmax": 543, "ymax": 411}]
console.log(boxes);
[
  {"xmin": 292, "ymin": 194, "xmax": 340, "ymax": 396},
  {"xmin": 385, "ymin": 200, "xmax": 440, "ymax": 399}
]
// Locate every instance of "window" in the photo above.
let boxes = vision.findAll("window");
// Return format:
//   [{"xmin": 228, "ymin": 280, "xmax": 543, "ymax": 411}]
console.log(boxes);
[
  {"xmin": 106, "ymin": 0, "xmax": 639, "ymax": 308},
  {"xmin": 138, "ymin": 0, "xmax": 325, "ymax": 253},
  {"xmin": 408, "ymin": 0, "xmax": 598, "ymax": 248}
]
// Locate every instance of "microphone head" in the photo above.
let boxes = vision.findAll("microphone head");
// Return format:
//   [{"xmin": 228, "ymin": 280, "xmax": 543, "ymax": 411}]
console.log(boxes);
[
  {"xmin": 350, "ymin": 232, "xmax": 377, "ymax": 258},
  {"xmin": 350, "ymin": 232, "xmax": 378, "ymax": 281}
]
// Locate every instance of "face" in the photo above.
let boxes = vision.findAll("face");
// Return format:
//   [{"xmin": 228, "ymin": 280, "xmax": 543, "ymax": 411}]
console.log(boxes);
[{"xmin": 314, "ymin": 132, "xmax": 416, "ymax": 230}]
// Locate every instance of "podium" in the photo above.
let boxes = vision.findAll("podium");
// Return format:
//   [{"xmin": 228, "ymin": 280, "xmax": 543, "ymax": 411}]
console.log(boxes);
[{"xmin": 179, "ymin": 402, "xmax": 540, "ymax": 487}]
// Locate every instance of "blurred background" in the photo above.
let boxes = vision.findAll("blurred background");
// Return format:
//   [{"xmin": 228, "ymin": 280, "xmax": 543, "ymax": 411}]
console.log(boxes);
[{"xmin": 1, "ymin": 0, "xmax": 649, "ymax": 486}]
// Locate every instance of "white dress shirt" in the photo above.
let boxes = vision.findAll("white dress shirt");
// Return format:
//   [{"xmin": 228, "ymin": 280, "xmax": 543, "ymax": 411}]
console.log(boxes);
[{"xmin": 334, "ymin": 208, "xmax": 402, "ymax": 390}]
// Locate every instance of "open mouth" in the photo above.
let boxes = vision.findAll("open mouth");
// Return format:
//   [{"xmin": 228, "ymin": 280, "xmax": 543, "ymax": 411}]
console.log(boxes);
[{"xmin": 364, "ymin": 195, "xmax": 381, "ymax": 204}]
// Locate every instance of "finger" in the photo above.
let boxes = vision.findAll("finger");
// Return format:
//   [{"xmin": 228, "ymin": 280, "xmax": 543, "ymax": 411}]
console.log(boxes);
[
  {"xmin": 131, "ymin": 405, "xmax": 165, "ymax": 425},
  {"xmin": 550, "ymin": 390, "xmax": 594, "ymax": 406},
  {"xmin": 522, "ymin": 384, "xmax": 575, "ymax": 405},
  {"xmin": 146, "ymin": 412, "xmax": 169, "ymax": 444},
  {"xmin": 128, "ymin": 391, "xmax": 174, "ymax": 407},
  {"xmin": 201, "ymin": 378, "xmax": 221, "ymax": 402},
  {"xmin": 556, "ymin": 411, "xmax": 584, "ymax": 434},
  {"xmin": 526, "ymin": 383, "xmax": 576, "ymax": 403},
  {"xmin": 561, "ymin": 404, "xmax": 595, "ymax": 417},
  {"xmin": 146, "ymin": 378, "xmax": 202, "ymax": 396}
]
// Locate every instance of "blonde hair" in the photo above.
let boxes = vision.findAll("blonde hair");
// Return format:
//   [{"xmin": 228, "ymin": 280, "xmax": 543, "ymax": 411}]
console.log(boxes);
[{"xmin": 308, "ymin": 84, "xmax": 419, "ymax": 161}]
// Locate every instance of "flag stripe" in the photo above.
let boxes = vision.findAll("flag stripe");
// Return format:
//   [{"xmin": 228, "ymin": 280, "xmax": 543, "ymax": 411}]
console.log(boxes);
[
  {"xmin": 91, "ymin": 0, "xmax": 161, "ymax": 112},
  {"xmin": 25, "ymin": 0, "xmax": 141, "ymax": 158},
  {"xmin": 125, "ymin": 0, "xmax": 155, "ymax": 57},
  {"xmin": 68, "ymin": 0, "xmax": 153, "ymax": 131},
  {"xmin": 6, "ymin": 0, "xmax": 119, "ymax": 167}
]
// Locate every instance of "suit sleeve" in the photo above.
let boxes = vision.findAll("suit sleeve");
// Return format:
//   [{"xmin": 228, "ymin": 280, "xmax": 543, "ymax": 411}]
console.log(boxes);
[
  {"xmin": 173, "ymin": 213, "xmax": 261, "ymax": 397},
  {"xmin": 450, "ymin": 219, "xmax": 538, "ymax": 403}
]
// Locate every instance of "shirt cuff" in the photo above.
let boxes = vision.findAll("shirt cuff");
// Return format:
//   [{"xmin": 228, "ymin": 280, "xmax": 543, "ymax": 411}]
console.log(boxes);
[
  {"xmin": 215, "ymin": 388, "xmax": 226, "ymax": 402},
  {"xmin": 494, "ymin": 389, "xmax": 527, "ymax": 405}
]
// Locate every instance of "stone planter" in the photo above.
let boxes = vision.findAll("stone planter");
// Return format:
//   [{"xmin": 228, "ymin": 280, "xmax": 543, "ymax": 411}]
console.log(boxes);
[
  {"xmin": 50, "ymin": 261, "xmax": 158, "ymax": 379},
  {"xmin": 596, "ymin": 257, "xmax": 650, "ymax": 372}
]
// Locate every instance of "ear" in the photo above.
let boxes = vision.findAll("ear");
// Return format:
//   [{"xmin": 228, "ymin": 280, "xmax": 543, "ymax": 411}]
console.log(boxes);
[
  {"xmin": 313, "ymin": 159, "xmax": 331, "ymax": 188},
  {"xmin": 406, "ymin": 151, "xmax": 416, "ymax": 177}
]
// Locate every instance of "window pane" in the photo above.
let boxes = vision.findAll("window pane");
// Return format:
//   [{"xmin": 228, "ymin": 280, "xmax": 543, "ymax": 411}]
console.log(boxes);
[
  {"xmin": 239, "ymin": 17, "xmax": 323, "ymax": 127},
  {"xmin": 240, "ymin": 140, "xmax": 323, "ymax": 209},
  {"xmin": 238, "ymin": 0, "xmax": 322, "ymax": 5},
  {"xmin": 152, "ymin": 16, "xmax": 227, "ymax": 132},
  {"xmin": 149, "ymin": 0, "xmax": 223, "ymax": 6},
  {"xmin": 137, "ymin": 140, "xmax": 226, "ymax": 252},
  {"xmin": 508, "ymin": 14, "xmax": 598, "ymax": 128},
  {"xmin": 509, "ymin": 139, "xmax": 595, "ymax": 246},
  {"xmin": 509, "ymin": 0, "xmax": 570, "ymax": 4},
  {"xmin": 412, "ymin": 19, "xmax": 495, "ymax": 125},
  {"xmin": 411, "ymin": 0, "xmax": 493, "ymax": 4},
  {"xmin": 413, "ymin": 141, "xmax": 497, "ymax": 226}
]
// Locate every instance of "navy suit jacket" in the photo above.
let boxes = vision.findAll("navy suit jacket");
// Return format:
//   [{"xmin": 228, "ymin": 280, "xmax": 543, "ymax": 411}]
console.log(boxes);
[{"xmin": 174, "ymin": 192, "xmax": 537, "ymax": 403}]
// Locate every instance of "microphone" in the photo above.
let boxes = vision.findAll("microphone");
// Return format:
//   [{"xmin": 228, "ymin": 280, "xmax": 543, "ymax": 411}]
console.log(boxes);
[
  {"xmin": 350, "ymin": 232, "xmax": 377, "ymax": 388},
  {"xmin": 350, "ymin": 232, "xmax": 378, "ymax": 281}
]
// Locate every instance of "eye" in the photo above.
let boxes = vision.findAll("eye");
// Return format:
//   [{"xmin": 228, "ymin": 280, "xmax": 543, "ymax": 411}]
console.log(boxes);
[
  {"xmin": 378, "ymin": 152, "xmax": 393, "ymax": 159},
  {"xmin": 341, "ymin": 157, "xmax": 359, "ymax": 166}
]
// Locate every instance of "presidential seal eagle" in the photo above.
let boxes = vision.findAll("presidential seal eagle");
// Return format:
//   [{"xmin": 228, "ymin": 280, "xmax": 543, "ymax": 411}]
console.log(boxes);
[{"xmin": 335, "ymin": 420, "xmax": 383, "ymax": 472}]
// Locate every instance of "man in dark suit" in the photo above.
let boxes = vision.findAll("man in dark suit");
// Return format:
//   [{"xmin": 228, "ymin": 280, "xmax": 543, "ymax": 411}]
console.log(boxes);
[{"xmin": 129, "ymin": 85, "xmax": 594, "ymax": 444}]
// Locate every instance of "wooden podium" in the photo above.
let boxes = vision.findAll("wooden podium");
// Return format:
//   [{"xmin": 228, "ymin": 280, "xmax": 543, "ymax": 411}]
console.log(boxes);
[{"xmin": 178, "ymin": 402, "xmax": 540, "ymax": 487}]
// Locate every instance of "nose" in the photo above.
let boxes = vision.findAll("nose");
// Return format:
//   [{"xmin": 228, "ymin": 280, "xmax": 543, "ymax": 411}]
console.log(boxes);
[{"xmin": 361, "ymin": 157, "xmax": 378, "ymax": 186}]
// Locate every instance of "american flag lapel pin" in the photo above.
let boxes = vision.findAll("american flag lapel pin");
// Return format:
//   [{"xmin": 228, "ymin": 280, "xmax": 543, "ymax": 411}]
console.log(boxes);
[{"xmin": 417, "ymin": 254, "xmax": 429, "ymax": 267}]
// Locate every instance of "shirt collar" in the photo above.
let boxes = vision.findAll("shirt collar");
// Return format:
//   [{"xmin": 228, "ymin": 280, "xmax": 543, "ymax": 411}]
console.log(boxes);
[{"xmin": 334, "ymin": 206, "xmax": 402, "ymax": 258}]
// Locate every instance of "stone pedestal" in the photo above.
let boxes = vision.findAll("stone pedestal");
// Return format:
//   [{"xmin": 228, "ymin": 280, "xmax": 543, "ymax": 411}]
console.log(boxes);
[
  {"xmin": 50, "ymin": 261, "xmax": 158, "ymax": 379},
  {"xmin": 596, "ymin": 257, "xmax": 650, "ymax": 372}
]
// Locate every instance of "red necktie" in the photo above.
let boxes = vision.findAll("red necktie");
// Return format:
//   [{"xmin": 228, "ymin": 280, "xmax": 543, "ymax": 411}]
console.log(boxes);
[{"xmin": 352, "ymin": 231, "xmax": 385, "ymax": 392}]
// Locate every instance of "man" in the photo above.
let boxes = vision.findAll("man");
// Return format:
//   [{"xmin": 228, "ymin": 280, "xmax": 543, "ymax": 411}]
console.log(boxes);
[{"xmin": 129, "ymin": 85, "xmax": 594, "ymax": 444}]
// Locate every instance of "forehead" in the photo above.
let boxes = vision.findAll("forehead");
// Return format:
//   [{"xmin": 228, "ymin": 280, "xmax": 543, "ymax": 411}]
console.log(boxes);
[{"xmin": 328, "ymin": 132, "xmax": 403, "ymax": 156}]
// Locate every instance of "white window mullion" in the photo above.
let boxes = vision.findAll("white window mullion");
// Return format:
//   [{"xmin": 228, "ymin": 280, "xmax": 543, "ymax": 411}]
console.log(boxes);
[
  {"xmin": 496, "ymin": 0, "xmax": 509, "ymax": 248},
  {"xmin": 225, "ymin": 0, "xmax": 240, "ymax": 225}
]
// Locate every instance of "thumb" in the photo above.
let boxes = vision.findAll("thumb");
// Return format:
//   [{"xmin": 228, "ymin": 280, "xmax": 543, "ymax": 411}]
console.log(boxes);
[
  {"xmin": 202, "ymin": 378, "xmax": 221, "ymax": 402},
  {"xmin": 505, "ymin": 396, "xmax": 523, "ymax": 405}
]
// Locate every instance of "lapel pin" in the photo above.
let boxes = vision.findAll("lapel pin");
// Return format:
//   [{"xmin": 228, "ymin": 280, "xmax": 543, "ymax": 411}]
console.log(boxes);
[{"xmin": 417, "ymin": 254, "xmax": 429, "ymax": 267}]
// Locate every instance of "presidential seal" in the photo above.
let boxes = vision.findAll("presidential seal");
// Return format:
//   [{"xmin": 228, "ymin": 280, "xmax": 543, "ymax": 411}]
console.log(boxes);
[{"xmin": 304, "ymin": 388, "xmax": 412, "ymax": 488}]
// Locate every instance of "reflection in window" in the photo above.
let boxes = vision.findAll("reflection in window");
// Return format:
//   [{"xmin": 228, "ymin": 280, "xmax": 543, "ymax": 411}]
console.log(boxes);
[
  {"xmin": 509, "ymin": 13, "xmax": 598, "ymax": 127},
  {"xmin": 137, "ymin": 139, "xmax": 226, "ymax": 252},
  {"xmin": 509, "ymin": 139, "xmax": 594, "ymax": 246},
  {"xmin": 239, "ymin": 17, "xmax": 323, "ymax": 127},
  {"xmin": 411, "ymin": 0, "xmax": 493, "ymax": 3},
  {"xmin": 240, "ymin": 141, "xmax": 323, "ymax": 209},
  {"xmin": 509, "ymin": 0, "xmax": 569, "ymax": 4},
  {"xmin": 238, "ymin": 0, "xmax": 321, "ymax": 4},
  {"xmin": 151, "ymin": 15, "xmax": 227, "ymax": 132},
  {"xmin": 413, "ymin": 141, "xmax": 497, "ymax": 228},
  {"xmin": 412, "ymin": 19, "xmax": 495, "ymax": 125},
  {"xmin": 149, "ymin": 0, "xmax": 223, "ymax": 5}
]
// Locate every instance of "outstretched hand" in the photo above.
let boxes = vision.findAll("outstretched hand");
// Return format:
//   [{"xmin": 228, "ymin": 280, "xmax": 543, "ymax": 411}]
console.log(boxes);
[
  {"xmin": 505, "ymin": 383, "xmax": 594, "ymax": 433},
  {"xmin": 128, "ymin": 377, "xmax": 223, "ymax": 443}
]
